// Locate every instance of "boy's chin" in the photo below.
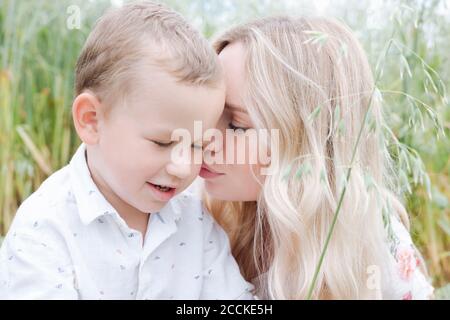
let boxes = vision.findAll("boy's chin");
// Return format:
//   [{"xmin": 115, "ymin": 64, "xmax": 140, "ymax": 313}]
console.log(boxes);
[{"xmin": 140, "ymin": 200, "xmax": 171, "ymax": 214}]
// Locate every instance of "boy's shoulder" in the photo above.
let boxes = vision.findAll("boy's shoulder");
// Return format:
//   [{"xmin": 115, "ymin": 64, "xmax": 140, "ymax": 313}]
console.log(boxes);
[{"xmin": 10, "ymin": 165, "xmax": 75, "ymax": 233}]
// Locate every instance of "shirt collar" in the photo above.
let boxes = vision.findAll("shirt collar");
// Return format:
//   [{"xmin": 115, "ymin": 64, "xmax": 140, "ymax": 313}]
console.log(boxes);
[
  {"xmin": 68, "ymin": 143, "xmax": 182, "ymax": 227},
  {"xmin": 68, "ymin": 143, "xmax": 119, "ymax": 225}
]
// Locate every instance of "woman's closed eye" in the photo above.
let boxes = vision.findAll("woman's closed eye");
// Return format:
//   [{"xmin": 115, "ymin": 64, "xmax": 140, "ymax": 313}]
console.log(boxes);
[{"xmin": 228, "ymin": 122, "xmax": 250, "ymax": 132}]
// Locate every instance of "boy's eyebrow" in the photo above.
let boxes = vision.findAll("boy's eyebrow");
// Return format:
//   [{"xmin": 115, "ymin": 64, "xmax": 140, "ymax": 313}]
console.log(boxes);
[{"xmin": 225, "ymin": 102, "xmax": 247, "ymax": 113}]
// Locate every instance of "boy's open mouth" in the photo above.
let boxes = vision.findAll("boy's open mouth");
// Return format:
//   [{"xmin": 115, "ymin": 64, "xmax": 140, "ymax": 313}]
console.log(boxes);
[
  {"xmin": 146, "ymin": 182, "xmax": 177, "ymax": 201},
  {"xmin": 147, "ymin": 182, "xmax": 175, "ymax": 192}
]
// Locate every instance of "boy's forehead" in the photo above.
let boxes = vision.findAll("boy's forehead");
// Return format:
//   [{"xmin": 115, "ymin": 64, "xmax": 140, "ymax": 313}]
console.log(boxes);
[
  {"xmin": 125, "ymin": 87, "xmax": 224, "ymax": 134},
  {"xmin": 132, "ymin": 64, "xmax": 223, "ymax": 102},
  {"xmin": 130, "ymin": 66, "xmax": 222, "ymax": 108}
]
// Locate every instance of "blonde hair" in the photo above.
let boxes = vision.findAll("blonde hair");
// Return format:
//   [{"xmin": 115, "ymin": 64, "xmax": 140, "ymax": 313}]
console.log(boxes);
[
  {"xmin": 75, "ymin": 1, "xmax": 221, "ymax": 107},
  {"xmin": 207, "ymin": 16, "xmax": 416, "ymax": 299}
]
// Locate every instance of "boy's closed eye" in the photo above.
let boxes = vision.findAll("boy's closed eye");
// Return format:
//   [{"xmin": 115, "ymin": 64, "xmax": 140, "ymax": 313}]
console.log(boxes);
[
  {"xmin": 151, "ymin": 139, "xmax": 203, "ymax": 150},
  {"xmin": 152, "ymin": 140, "xmax": 174, "ymax": 147}
]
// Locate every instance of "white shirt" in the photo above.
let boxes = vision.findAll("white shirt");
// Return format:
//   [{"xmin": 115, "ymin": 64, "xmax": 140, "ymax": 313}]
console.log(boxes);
[{"xmin": 0, "ymin": 144, "xmax": 254, "ymax": 300}]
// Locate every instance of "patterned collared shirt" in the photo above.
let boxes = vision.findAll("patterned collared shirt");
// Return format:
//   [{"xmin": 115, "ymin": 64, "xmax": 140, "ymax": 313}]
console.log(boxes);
[{"xmin": 0, "ymin": 144, "xmax": 254, "ymax": 299}]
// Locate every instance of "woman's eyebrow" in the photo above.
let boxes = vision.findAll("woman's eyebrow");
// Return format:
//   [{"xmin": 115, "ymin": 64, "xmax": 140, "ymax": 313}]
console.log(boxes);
[{"xmin": 225, "ymin": 102, "xmax": 247, "ymax": 113}]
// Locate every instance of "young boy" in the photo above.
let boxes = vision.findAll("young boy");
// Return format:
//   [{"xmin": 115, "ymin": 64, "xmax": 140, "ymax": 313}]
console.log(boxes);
[{"xmin": 0, "ymin": 2, "xmax": 253, "ymax": 299}]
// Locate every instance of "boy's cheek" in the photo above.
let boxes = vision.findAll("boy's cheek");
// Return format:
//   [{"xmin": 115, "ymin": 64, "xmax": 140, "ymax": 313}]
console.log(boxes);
[
  {"xmin": 191, "ymin": 163, "xmax": 202, "ymax": 177},
  {"xmin": 177, "ymin": 167, "xmax": 201, "ymax": 192}
]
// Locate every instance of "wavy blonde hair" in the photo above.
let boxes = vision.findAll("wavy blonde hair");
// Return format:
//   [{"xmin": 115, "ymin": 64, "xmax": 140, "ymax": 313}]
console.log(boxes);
[{"xmin": 206, "ymin": 16, "xmax": 416, "ymax": 299}]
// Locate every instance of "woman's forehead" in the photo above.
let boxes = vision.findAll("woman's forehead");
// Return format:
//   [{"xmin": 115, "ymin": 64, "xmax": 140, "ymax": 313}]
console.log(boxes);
[{"xmin": 219, "ymin": 42, "xmax": 247, "ymax": 111}]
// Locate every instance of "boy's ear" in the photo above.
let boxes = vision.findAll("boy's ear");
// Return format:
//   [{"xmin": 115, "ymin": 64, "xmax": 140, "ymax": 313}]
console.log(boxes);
[{"xmin": 72, "ymin": 92, "xmax": 103, "ymax": 145}]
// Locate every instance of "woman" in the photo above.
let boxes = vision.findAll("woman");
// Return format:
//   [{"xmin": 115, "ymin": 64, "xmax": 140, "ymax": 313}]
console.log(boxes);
[{"xmin": 200, "ymin": 16, "xmax": 434, "ymax": 299}]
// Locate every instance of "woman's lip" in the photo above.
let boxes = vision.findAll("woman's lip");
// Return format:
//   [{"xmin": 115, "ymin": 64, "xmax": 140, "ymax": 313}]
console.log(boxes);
[{"xmin": 199, "ymin": 165, "xmax": 224, "ymax": 179}]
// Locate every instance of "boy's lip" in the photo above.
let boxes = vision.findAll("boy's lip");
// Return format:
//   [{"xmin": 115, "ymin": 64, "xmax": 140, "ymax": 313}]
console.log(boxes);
[
  {"xmin": 148, "ymin": 181, "xmax": 178, "ymax": 189},
  {"xmin": 146, "ymin": 182, "xmax": 177, "ymax": 201},
  {"xmin": 199, "ymin": 164, "xmax": 224, "ymax": 179}
]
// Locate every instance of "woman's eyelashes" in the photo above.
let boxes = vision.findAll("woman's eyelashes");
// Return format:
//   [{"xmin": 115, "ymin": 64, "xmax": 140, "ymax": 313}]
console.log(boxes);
[{"xmin": 228, "ymin": 122, "xmax": 250, "ymax": 132}]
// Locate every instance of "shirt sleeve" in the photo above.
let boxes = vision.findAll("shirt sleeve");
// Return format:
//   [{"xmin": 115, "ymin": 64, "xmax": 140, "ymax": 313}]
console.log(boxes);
[
  {"xmin": 0, "ymin": 225, "xmax": 78, "ymax": 299},
  {"xmin": 199, "ymin": 207, "xmax": 255, "ymax": 300},
  {"xmin": 383, "ymin": 215, "xmax": 435, "ymax": 300}
]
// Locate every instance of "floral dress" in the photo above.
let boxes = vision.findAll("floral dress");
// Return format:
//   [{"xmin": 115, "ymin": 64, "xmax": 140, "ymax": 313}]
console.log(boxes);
[{"xmin": 383, "ymin": 215, "xmax": 435, "ymax": 300}]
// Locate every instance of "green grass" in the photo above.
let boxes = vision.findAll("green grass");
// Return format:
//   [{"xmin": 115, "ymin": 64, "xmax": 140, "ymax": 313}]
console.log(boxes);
[{"xmin": 0, "ymin": 0, "xmax": 448, "ymax": 296}]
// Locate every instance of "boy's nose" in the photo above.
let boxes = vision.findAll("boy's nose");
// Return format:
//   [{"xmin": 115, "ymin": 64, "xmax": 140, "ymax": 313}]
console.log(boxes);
[{"xmin": 166, "ymin": 161, "xmax": 192, "ymax": 179}]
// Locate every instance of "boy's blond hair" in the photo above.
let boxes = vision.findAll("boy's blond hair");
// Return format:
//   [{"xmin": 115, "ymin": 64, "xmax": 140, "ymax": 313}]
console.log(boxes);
[{"xmin": 75, "ymin": 1, "xmax": 221, "ymax": 106}]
